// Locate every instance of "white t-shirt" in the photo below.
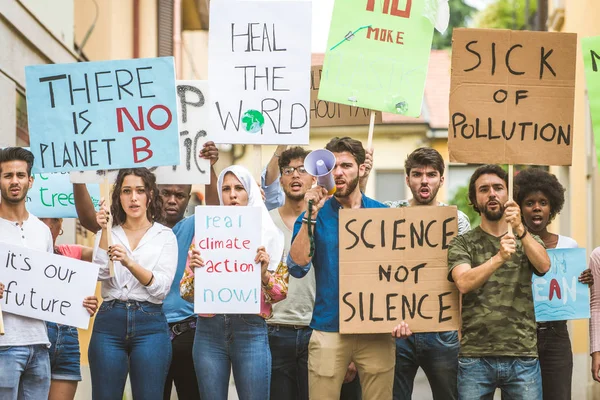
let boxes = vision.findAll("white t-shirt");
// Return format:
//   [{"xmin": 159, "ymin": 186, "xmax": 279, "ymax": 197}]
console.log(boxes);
[
  {"xmin": 268, "ymin": 209, "xmax": 315, "ymax": 326},
  {"xmin": 557, "ymin": 235, "xmax": 578, "ymax": 249},
  {"xmin": 0, "ymin": 214, "xmax": 53, "ymax": 347}
]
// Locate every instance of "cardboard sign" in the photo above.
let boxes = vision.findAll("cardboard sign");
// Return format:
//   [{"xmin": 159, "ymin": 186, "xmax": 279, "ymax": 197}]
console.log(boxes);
[
  {"xmin": 449, "ymin": 29, "xmax": 577, "ymax": 165},
  {"xmin": 25, "ymin": 57, "xmax": 180, "ymax": 173},
  {"xmin": 70, "ymin": 80, "xmax": 211, "ymax": 185},
  {"xmin": 533, "ymin": 248, "xmax": 590, "ymax": 322},
  {"xmin": 28, "ymin": 172, "xmax": 100, "ymax": 218},
  {"xmin": 318, "ymin": 0, "xmax": 434, "ymax": 117},
  {"xmin": 208, "ymin": 0, "xmax": 312, "ymax": 145},
  {"xmin": 0, "ymin": 241, "xmax": 99, "ymax": 329},
  {"xmin": 194, "ymin": 206, "xmax": 262, "ymax": 313},
  {"xmin": 310, "ymin": 65, "xmax": 381, "ymax": 127},
  {"xmin": 582, "ymin": 36, "xmax": 600, "ymax": 171},
  {"xmin": 339, "ymin": 207, "xmax": 460, "ymax": 334}
]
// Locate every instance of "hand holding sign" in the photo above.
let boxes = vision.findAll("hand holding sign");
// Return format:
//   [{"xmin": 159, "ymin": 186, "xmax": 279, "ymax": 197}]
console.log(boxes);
[
  {"xmin": 108, "ymin": 244, "xmax": 132, "ymax": 267},
  {"xmin": 255, "ymin": 246, "xmax": 271, "ymax": 283},
  {"xmin": 499, "ymin": 236, "xmax": 516, "ymax": 261},
  {"xmin": 200, "ymin": 141, "xmax": 220, "ymax": 166},
  {"xmin": 83, "ymin": 296, "xmax": 99, "ymax": 316},
  {"xmin": 96, "ymin": 199, "xmax": 110, "ymax": 229},
  {"xmin": 189, "ymin": 248, "xmax": 205, "ymax": 269}
]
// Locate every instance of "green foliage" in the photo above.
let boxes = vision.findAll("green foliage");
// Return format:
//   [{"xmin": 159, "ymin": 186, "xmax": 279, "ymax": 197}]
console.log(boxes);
[
  {"xmin": 449, "ymin": 184, "xmax": 481, "ymax": 229},
  {"xmin": 432, "ymin": 0, "xmax": 477, "ymax": 49},
  {"xmin": 474, "ymin": 0, "xmax": 538, "ymax": 30}
]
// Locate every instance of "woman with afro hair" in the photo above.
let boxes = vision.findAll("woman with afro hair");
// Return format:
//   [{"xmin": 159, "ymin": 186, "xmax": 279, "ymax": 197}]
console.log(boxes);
[{"xmin": 515, "ymin": 167, "xmax": 592, "ymax": 400}]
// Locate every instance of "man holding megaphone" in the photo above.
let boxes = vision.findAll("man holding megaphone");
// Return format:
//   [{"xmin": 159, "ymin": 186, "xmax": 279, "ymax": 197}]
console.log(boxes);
[{"xmin": 287, "ymin": 137, "xmax": 411, "ymax": 400}]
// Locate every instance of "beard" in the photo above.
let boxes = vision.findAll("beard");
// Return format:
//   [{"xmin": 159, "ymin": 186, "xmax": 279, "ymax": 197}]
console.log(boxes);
[
  {"xmin": 480, "ymin": 201, "xmax": 505, "ymax": 221},
  {"xmin": 1, "ymin": 185, "xmax": 28, "ymax": 204},
  {"xmin": 413, "ymin": 185, "xmax": 441, "ymax": 206},
  {"xmin": 283, "ymin": 187, "xmax": 305, "ymax": 202},
  {"xmin": 334, "ymin": 176, "xmax": 360, "ymax": 198}
]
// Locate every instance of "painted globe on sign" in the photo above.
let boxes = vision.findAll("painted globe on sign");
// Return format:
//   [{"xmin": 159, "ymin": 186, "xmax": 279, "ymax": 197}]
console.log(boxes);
[{"xmin": 241, "ymin": 110, "xmax": 265, "ymax": 134}]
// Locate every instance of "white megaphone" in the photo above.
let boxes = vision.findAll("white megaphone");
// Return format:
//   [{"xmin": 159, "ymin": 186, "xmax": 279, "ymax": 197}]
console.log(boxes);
[{"xmin": 305, "ymin": 149, "xmax": 337, "ymax": 195}]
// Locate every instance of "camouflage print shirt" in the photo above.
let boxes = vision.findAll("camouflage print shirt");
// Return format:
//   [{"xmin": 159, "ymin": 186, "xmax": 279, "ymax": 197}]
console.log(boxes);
[{"xmin": 447, "ymin": 226, "xmax": 545, "ymax": 357}]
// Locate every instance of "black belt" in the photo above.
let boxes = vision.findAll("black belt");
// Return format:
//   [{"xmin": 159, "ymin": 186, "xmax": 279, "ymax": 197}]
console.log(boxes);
[
  {"xmin": 537, "ymin": 320, "xmax": 567, "ymax": 330},
  {"xmin": 169, "ymin": 317, "xmax": 197, "ymax": 340},
  {"xmin": 269, "ymin": 323, "xmax": 309, "ymax": 330}
]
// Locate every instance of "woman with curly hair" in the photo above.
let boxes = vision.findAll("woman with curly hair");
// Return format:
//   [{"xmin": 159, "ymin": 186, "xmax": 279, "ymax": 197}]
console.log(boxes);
[
  {"xmin": 89, "ymin": 168, "xmax": 177, "ymax": 400},
  {"xmin": 515, "ymin": 167, "xmax": 592, "ymax": 400}
]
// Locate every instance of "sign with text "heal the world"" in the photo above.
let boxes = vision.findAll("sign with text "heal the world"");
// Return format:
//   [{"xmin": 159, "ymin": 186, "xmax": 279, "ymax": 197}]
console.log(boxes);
[
  {"xmin": 70, "ymin": 81, "xmax": 211, "ymax": 185},
  {"xmin": 209, "ymin": 0, "xmax": 312, "ymax": 145},
  {"xmin": 449, "ymin": 29, "xmax": 576, "ymax": 166},
  {"xmin": 318, "ymin": 0, "xmax": 434, "ymax": 117},
  {"xmin": 25, "ymin": 57, "xmax": 180, "ymax": 173},
  {"xmin": 533, "ymin": 248, "xmax": 590, "ymax": 322},
  {"xmin": 1, "ymin": 241, "xmax": 99, "ymax": 329},
  {"xmin": 194, "ymin": 206, "xmax": 262, "ymax": 314},
  {"xmin": 339, "ymin": 207, "xmax": 460, "ymax": 334}
]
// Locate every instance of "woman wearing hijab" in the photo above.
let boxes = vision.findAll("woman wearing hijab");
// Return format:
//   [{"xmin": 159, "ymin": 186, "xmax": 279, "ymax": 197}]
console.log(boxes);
[{"xmin": 180, "ymin": 165, "xmax": 286, "ymax": 400}]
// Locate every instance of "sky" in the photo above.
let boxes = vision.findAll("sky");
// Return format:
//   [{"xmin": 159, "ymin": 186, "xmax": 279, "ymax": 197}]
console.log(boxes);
[{"xmin": 310, "ymin": 0, "xmax": 494, "ymax": 53}]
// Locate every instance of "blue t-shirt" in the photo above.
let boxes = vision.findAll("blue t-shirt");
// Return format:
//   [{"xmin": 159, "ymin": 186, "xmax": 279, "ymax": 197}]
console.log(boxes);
[
  {"xmin": 163, "ymin": 216, "xmax": 195, "ymax": 323},
  {"xmin": 287, "ymin": 194, "xmax": 387, "ymax": 332}
]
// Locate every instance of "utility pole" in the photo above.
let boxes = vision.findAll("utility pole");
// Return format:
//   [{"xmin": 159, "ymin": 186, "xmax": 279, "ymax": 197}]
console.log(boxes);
[{"xmin": 537, "ymin": 0, "xmax": 548, "ymax": 31}]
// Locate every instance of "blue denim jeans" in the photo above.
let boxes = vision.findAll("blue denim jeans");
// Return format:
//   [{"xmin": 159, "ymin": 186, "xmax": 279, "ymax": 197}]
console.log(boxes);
[
  {"xmin": 394, "ymin": 331, "xmax": 459, "ymax": 400},
  {"xmin": 46, "ymin": 323, "xmax": 82, "ymax": 381},
  {"xmin": 88, "ymin": 300, "xmax": 172, "ymax": 400},
  {"xmin": 458, "ymin": 356, "xmax": 543, "ymax": 400},
  {"xmin": 0, "ymin": 344, "xmax": 51, "ymax": 400},
  {"xmin": 193, "ymin": 314, "xmax": 270, "ymax": 400}
]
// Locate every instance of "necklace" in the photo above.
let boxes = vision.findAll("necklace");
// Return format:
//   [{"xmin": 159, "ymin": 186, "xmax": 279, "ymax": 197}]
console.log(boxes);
[{"xmin": 122, "ymin": 222, "xmax": 152, "ymax": 231}]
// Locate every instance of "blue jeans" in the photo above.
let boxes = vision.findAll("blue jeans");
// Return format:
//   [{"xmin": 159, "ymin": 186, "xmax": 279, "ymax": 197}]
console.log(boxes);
[
  {"xmin": 89, "ymin": 300, "xmax": 172, "ymax": 400},
  {"xmin": 0, "ymin": 344, "xmax": 51, "ymax": 400},
  {"xmin": 458, "ymin": 356, "xmax": 543, "ymax": 400},
  {"xmin": 267, "ymin": 325, "xmax": 362, "ymax": 400},
  {"xmin": 394, "ymin": 331, "xmax": 459, "ymax": 400},
  {"xmin": 46, "ymin": 323, "xmax": 82, "ymax": 381},
  {"xmin": 193, "ymin": 314, "xmax": 270, "ymax": 400}
]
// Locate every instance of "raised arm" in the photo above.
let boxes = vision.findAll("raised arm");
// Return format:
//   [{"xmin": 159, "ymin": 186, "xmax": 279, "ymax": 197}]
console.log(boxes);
[
  {"xmin": 288, "ymin": 186, "xmax": 328, "ymax": 268},
  {"xmin": 73, "ymin": 183, "xmax": 101, "ymax": 232},
  {"xmin": 200, "ymin": 141, "xmax": 220, "ymax": 206}
]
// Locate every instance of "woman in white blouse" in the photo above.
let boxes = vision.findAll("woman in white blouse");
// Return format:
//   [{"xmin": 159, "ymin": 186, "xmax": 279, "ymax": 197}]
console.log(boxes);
[{"xmin": 89, "ymin": 168, "xmax": 177, "ymax": 400}]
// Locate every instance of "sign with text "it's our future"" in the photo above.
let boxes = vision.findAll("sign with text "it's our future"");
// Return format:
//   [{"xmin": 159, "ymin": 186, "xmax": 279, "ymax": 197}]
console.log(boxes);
[{"xmin": 25, "ymin": 57, "xmax": 180, "ymax": 173}]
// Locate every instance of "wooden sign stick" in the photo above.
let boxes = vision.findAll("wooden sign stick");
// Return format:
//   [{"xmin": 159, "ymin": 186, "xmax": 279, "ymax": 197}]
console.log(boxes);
[
  {"xmin": 367, "ymin": 111, "xmax": 376, "ymax": 150},
  {"xmin": 0, "ymin": 303, "xmax": 5, "ymax": 335},
  {"xmin": 508, "ymin": 164, "xmax": 514, "ymax": 235},
  {"xmin": 100, "ymin": 174, "xmax": 115, "ymax": 277},
  {"xmin": 253, "ymin": 144, "xmax": 262, "ymax": 184}
]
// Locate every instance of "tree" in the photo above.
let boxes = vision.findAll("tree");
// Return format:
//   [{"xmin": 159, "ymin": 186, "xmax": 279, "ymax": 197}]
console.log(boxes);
[
  {"xmin": 432, "ymin": 0, "xmax": 478, "ymax": 49},
  {"xmin": 474, "ymin": 0, "xmax": 538, "ymax": 30},
  {"xmin": 449, "ymin": 184, "xmax": 481, "ymax": 229}
]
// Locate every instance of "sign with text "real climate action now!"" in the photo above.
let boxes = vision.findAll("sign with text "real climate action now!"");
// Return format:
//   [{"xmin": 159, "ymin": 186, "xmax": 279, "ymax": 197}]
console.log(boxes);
[
  {"xmin": 582, "ymin": 36, "xmax": 600, "ymax": 171},
  {"xmin": 339, "ymin": 207, "xmax": 459, "ymax": 334},
  {"xmin": 208, "ymin": 0, "xmax": 312, "ymax": 145},
  {"xmin": 194, "ymin": 206, "xmax": 262, "ymax": 314},
  {"xmin": 318, "ymin": 0, "xmax": 434, "ymax": 117},
  {"xmin": 25, "ymin": 57, "xmax": 180, "ymax": 173},
  {"xmin": 70, "ymin": 81, "xmax": 211, "ymax": 185},
  {"xmin": 449, "ymin": 29, "xmax": 577, "ymax": 166},
  {"xmin": 533, "ymin": 248, "xmax": 590, "ymax": 322},
  {"xmin": 0, "ymin": 241, "xmax": 99, "ymax": 329}
]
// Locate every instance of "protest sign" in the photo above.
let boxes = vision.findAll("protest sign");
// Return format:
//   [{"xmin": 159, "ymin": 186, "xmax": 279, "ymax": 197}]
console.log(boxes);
[
  {"xmin": 0, "ymin": 241, "xmax": 99, "ymax": 329},
  {"xmin": 70, "ymin": 80, "xmax": 211, "ymax": 185},
  {"xmin": 25, "ymin": 57, "xmax": 180, "ymax": 173},
  {"xmin": 533, "ymin": 248, "xmax": 590, "ymax": 322},
  {"xmin": 208, "ymin": 0, "xmax": 312, "ymax": 145},
  {"xmin": 449, "ymin": 29, "xmax": 577, "ymax": 165},
  {"xmin": 194, "ymin": 206, "xmax": 262, "ymax": 313},
  {"xmin": 310, "ymin": 65, "xmax": 381, "ymax": 127},
  {"xmin": 339, "ymin": 207, "xmax": 459, "ymax": 334},
  {"xmin": 582, "ymin": 36, "xmax": 600, "ymax": 170},
  {"xmin": 318, "ymin": 0, "xmax": 434, "ymax": 117},
  {"xmin": 28, "ymin": 172, "xmax": 100, "ymax": 218}
]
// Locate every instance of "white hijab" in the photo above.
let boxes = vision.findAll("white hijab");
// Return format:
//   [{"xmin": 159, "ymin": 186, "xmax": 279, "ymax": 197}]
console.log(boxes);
[{"xmin": 217, "ymin": 165, "xmax": 284, "ymax": 272}]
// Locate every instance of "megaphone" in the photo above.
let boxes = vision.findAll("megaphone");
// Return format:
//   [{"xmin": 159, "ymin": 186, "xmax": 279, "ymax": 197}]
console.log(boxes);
[{"xmin": 305, "ymin": 149, "xmax": 337, "ymax": 195}]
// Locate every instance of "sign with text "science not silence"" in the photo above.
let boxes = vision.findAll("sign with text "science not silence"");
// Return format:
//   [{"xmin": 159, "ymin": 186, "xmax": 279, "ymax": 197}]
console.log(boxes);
[{"xmin": 25, "ymin": 57, "xmax": 180, "ymax": 174}]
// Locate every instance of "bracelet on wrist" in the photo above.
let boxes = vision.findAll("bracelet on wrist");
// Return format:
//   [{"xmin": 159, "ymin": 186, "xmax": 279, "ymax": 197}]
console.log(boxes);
[
  {"xmin": 144, "ymin": 273, "xmax": 154, "ymax": 287},
  {"xmin": 302, "ymin": 217, "xmax": 316, "ymax": 224},
  {"xmin": 516, "ymin": 226, "xmax": 528, "ymax": 240}
]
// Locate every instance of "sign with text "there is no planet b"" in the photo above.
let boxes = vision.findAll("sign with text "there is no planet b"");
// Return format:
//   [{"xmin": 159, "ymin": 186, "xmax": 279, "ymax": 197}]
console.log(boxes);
[
  {"xmin": 25, "ymin": 57, "xmax": 180, "ymax": 173},
  {"xmin": 449, "ymin": 29, "xmax": 576, "ymax": 166}
]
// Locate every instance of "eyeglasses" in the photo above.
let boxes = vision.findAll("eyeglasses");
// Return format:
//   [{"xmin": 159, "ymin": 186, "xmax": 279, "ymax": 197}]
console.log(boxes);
[{"xmin": 282, "ymin": 166, "xmax": 308, "ymax": 176}]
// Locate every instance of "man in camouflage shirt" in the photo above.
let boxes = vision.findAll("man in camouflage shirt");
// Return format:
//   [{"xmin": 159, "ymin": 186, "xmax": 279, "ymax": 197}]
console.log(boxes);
[
  {"xmin": 448, "ymin": 164, "xmax": 550, "ymax": 399},
  {"xmin": 385, "ymin": 148, "xmax": 469, "ymax": 400}
]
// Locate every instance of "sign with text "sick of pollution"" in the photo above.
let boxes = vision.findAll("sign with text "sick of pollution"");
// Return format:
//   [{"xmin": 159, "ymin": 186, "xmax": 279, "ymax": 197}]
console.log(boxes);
[
  {"xmin": 449, "ymin": 29, "xmax": 577, "ymax": 166},
  {"xmin": 582, "ymin": 36, "xmax": 600, "ymax": 172},
  {"xmin": 339, "ymin": 207, "xmax": 460, "ymax": 334},
  {"xmin": 1, "ymin": 241, "xmax": 99, "ymax": 329},
  {"xmin": 208, "ymin": 0, "xmax": 312, "ymax": 145},
  {"xmin": 70, "ymin": 80, "xmax": 211, "ymax": 185},
  {"xmin": 318, "ymin": 0, "xmax": 434, "ymax": 117},
  {"xmin": 194, "ymin": 206, "xmax": 262, "ymax": 314},
  {"xmin": 533, "ymin": 248, "xmax": 590, "ymax": 322},
  {"xmin": 25, "ymin": 57, "xmax": 180, "ymax": 173}
]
